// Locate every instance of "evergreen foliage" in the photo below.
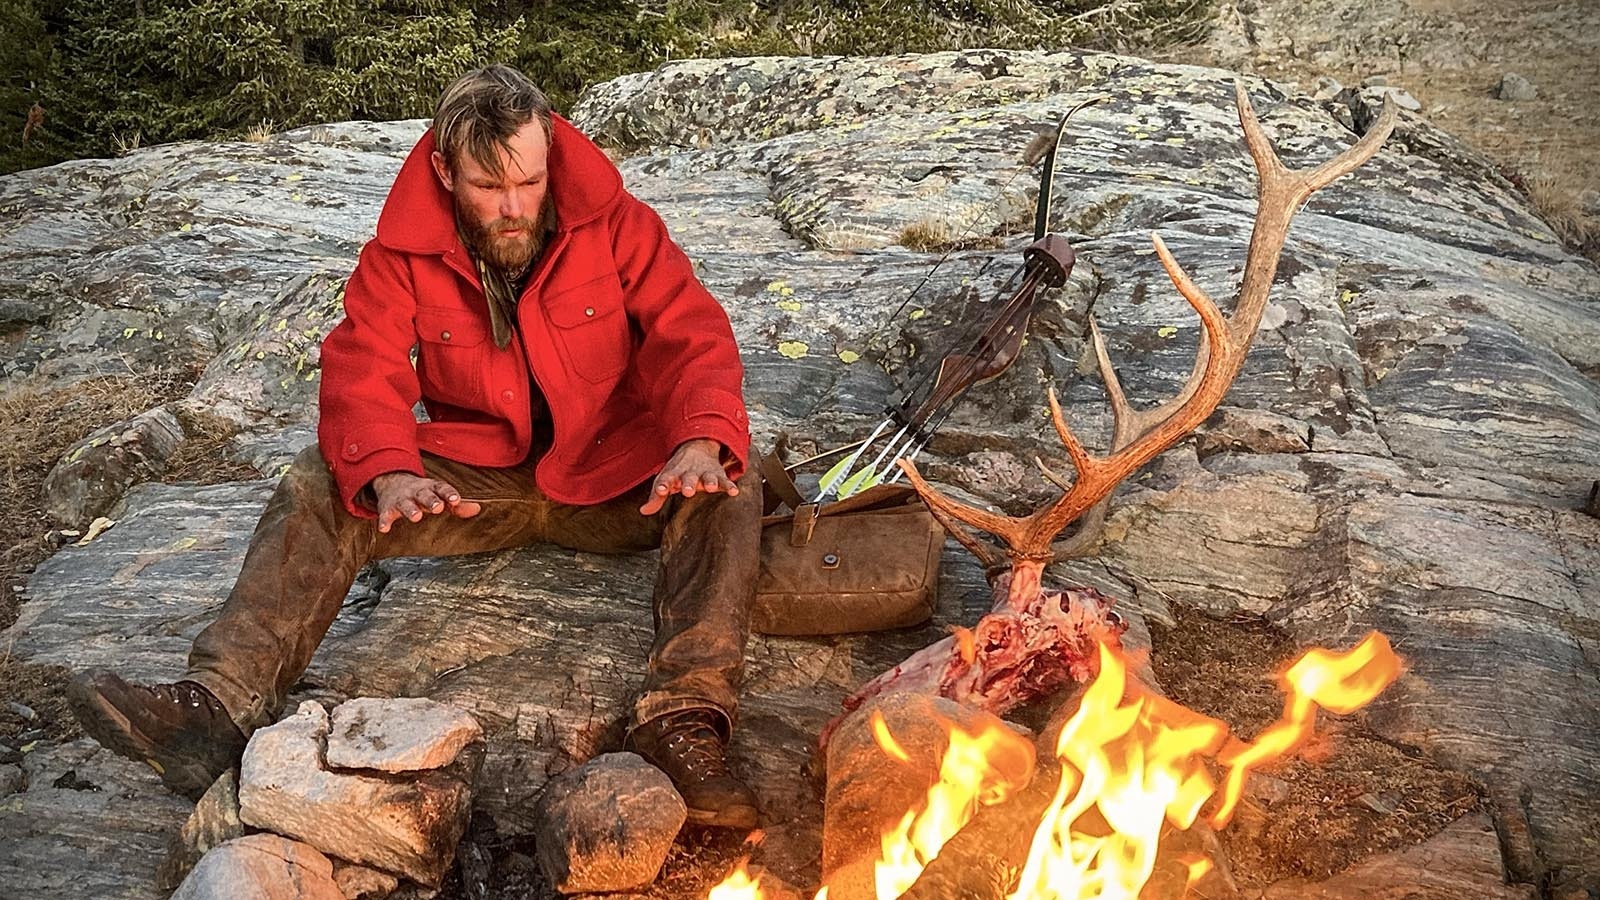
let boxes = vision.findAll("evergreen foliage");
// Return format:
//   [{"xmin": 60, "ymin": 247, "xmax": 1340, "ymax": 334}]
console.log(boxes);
[{"xmin": 0, "ymin": 0, "xmax": 1211, "ymax": 174}]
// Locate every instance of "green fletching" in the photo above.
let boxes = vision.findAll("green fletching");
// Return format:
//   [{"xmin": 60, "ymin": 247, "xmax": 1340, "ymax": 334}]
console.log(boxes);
[
  {"xmin": 837, "ymin": 465, "xmax": 881, "ymax": 499},
  {"xmin": 819, "ymin": 455, "xmax": 855, "ymax": 493}
]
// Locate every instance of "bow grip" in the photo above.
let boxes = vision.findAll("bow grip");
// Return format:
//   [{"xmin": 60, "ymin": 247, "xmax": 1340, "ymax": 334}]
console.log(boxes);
[{"xmin": 1024, "ymin": 234, "xmax": 1076, "ymax": 289}]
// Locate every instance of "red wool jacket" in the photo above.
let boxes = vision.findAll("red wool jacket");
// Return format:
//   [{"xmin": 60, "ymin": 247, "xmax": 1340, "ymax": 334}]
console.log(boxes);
[{"xmin": 317, "ymin": 115, "xmax": 750, "ymax": 517}]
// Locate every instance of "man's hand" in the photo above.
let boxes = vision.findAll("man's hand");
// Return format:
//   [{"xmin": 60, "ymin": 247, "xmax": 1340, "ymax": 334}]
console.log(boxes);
[
  {"xmin": 370, "ymin": 472, "xmax": 482, "ymax": 533},
  {"xmin": 639, "ymin": 439, "xmax": 738, "ymax": 515}
]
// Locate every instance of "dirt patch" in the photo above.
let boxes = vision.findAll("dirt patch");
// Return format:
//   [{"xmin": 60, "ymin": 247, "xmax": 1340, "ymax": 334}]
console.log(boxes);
[
  {"xmin": 0, "ymin": 655, "xmax": 78, "ymax": 747},
  {"xmin": 1150, "ymin": 604, "xmax": 1484, "ymax": 888}
]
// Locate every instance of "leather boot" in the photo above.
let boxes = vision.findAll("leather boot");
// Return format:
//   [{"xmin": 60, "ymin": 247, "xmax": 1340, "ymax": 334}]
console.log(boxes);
[
  {"xmin": 67, "ymin": 669, "xmax": 247, "ymax": 800},
  {"xmin": 628, "ymin": 708, "xmax": 758, "ymax": 829}
]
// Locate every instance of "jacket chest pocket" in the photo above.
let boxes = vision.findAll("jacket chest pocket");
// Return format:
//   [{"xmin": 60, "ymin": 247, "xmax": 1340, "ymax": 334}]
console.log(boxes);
[
  {"xmin": 543, "ymin": 272, "xmax": 631, "ymax": 384},
  {"xmin": 415, "ymin": 306, "xmax": 492, "ymax": 407}
]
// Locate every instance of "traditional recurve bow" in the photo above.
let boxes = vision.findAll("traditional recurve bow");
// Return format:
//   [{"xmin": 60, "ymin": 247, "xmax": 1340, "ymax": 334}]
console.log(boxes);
[{"xmin": 814, "ymin": 96, "xmax": 1104, "ymax": 501}]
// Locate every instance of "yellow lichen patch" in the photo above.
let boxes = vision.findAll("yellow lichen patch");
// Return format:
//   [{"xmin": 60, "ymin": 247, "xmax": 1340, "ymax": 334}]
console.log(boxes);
[
  {"xmin": 1157, "ymin": 325, "xmax": 1178, "ymax": 338},
  {"xmin": 777, "ymin": 341, "xmax": 809, "ymax": 359},
  {"xmin": 909, "ymin": 308, "xmax": 927, "ymax": 320},
  {"xmin": 776, "ymin": 299, "xmax": 803, "ymax": 312},
  {"xmin": 838, "ymin": 349, "xmax": 861, "ymax": 364}
]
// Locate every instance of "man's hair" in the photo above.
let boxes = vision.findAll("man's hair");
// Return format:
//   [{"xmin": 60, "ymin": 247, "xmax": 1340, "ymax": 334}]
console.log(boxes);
[{"xmin": 432, "ymin": 64, "xmax": 554, "ymax": 180}]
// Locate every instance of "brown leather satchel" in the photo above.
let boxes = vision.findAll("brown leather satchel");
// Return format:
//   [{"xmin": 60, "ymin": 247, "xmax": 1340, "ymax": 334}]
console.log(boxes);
[{"xmin": 751, "ymin": 449, "xmax": 944, "ymax": 636}]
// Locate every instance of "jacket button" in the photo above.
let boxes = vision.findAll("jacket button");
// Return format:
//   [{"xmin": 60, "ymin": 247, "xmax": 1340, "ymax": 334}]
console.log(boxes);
[
  {"xmin": 345, "ymin": 442, "xmax": 358, "ymax": 456},
  {"xmin": 440, "ymin": 330, "xmax": 452, "ymax": 341},
  {"xmin": 501, "ymin": 390, "xmax": 514, "ymax": 402},
  {"xmin": 584, "ymin": 307, "xmax": 595, "ymax": 317}
]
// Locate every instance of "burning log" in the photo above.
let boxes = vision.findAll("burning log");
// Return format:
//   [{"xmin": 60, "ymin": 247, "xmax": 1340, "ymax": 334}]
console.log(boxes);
[
  {"xmin": 820, "ymin": 692, "xmax": 1035, "ymax": 898},
  {"xmin": 894, "ymin": 761, "xmax": 1061, "ymax": 899}
]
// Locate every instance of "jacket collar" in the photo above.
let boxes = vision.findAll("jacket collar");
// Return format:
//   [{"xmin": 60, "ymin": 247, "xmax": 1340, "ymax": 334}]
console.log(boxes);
[{"xmin": 375, "ymin": 113, "xmax": 622, "ymax": 255}]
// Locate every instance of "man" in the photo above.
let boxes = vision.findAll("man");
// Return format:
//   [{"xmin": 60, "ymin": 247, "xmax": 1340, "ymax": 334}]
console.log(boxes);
[{"xmin": 68, "ymin": 64, "xmax": 763, "ymax": 828}]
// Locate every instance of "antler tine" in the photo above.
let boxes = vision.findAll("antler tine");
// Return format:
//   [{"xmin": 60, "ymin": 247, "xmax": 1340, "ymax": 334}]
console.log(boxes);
[
  {"xmin": 897, "ymin": 458, "xmax": 1013, "ymax": 573},
  {"xmin": 1234, "ymin": 81, "xmax": 1397, "ymax": 201},
  {"xmin": 1044, "ymin": 319, "xmax": 1138, "ymax": 560}
]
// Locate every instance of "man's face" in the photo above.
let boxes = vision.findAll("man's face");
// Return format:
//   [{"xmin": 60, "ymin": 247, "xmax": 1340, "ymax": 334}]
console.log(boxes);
[{"xmin": 430, "ymin": 120, "xmax": 551, "ymax": 272}]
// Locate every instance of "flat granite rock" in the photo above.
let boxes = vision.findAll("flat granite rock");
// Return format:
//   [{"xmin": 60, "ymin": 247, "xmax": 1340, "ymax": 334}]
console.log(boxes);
[
  {"xmin": 325, "ymin": 696, "xmax": 483, "ymax": 774},
  {"xmin": 2, "ymin": 47, "xmax": 1597, "ymax": 898}
]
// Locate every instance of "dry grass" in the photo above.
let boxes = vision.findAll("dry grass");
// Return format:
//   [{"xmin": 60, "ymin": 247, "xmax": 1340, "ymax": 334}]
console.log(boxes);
[
  {"xmin": 243, "ymin": 119, "xmax": 278, "ymax": 143},
  {"xmin": 1522, "ymin": 166, "xmax": 1598, "ymax": 253},
  {"xmin": 897, "ymin": 216, "xmax": 1004, "ymax": 252},
  {"xmin": 161, "ymin": 407, "xmax": 260, "ymax": 486},
  {"xmin": 110, "ymin": 130, "xmax": 143, "ymax": 156}
]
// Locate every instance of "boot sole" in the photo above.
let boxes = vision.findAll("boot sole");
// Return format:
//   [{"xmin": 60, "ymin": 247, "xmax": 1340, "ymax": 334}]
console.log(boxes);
[{"xmin": 66, "ymin": 675, "xmax": 223, "ymax": 801}]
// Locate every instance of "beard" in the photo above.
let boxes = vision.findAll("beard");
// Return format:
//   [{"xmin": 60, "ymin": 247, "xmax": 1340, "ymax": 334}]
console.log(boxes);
[{"xmin": 456, "ymin": 193, "xmax": 556, "ymax": 275}]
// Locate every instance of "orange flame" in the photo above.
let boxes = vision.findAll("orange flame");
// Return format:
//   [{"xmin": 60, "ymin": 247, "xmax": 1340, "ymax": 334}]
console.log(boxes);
[
  {"xmin": 1005, "ymin": 632, "xmax": 1401, "ymax": 898},
  {"xmin": 709, "ymin": 632, "xmax": 1402, "ymax": 900},
  {"xmin": 708, "ymin": 862, "xmax": 769, "ymax": 900},
  {"xmin": 871, "ymin": 717, "xmax": 1034, "ymax": 899}
]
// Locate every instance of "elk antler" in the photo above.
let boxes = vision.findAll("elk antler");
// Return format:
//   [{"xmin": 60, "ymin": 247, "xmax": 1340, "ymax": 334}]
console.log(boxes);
[{"xmin": 900, "ymin": 81, "xmax": 1398, "ymax": 603}]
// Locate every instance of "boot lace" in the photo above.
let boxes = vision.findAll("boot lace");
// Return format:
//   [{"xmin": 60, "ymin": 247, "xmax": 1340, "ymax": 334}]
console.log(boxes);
[
  {"xmin": 146, "ymin": 680, "xmax": 224, "ymax": 714},
  {"xmin": 657, "ymin": 719, "xmax": 731, "ymax": 783}
]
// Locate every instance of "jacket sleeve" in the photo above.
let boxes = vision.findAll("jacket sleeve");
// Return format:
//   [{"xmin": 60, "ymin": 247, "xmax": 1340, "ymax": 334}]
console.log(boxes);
[
  {"xmin": 316, "ymin": 239, "xmax": 426, "ymax": 517},
  {"xmin": 609, "ymin": 192, "xmax": 751, "ymax": 477}
]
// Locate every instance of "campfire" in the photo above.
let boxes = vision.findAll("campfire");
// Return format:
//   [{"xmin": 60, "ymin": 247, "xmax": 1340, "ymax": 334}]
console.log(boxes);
[
  {"xmin": 711, "ymin": 82, "xmax": 1400, "ymax": 900},
  {"xmin": 711, "ymin": 632, "xmax": 1401, "ymax": 900}
]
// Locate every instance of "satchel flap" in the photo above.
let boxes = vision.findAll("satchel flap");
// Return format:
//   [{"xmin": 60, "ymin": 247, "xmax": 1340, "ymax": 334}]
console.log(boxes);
[{"xmin": 762, "ymin": 505, "xmax": 939, "ymax": 595}]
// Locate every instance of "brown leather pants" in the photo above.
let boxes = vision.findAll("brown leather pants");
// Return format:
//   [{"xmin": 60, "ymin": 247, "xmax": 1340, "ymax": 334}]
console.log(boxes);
[{"xmin": 184, "ymin": 443, "xmax": 761, "ymax": 737}]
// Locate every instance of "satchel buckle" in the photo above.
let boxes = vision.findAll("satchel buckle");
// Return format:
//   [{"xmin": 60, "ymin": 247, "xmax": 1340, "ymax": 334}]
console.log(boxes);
[{"xmin": 790, "ymin": 503, "xmax": 819, "ymax": 547}]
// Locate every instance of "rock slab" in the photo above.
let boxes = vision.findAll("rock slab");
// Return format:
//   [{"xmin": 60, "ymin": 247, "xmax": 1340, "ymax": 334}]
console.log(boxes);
[
  {"xmin": 170, "ymin": 833, "xmax": 343, "ymax": 900},
  {"xmin": 325, "ymin": 696, "xmax": 483, "ymax": 773},
  {"xmin": 532, "ymin": 752, "xmax": 687, "ymax": 894},
  {"xmin": 1263, "ymin": 812, "xmax": 1536, "ymax": 899},
  {"xmin": 239, "ymin": 700, "xmax": 481, "ymax": 887},
  {"xmin": 42, "ymin": 405, "xmax": 185, "ymax": 527}
]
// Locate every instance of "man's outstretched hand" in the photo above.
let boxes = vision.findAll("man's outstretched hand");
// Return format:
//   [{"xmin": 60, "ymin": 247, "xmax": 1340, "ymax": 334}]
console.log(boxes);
[
  {"xmin": 370, "ymin": 472, "xmax": 482, "ymax": 533},
  {"xmin": 640, "ymin": 438, "xmax": 737, "ymax": 515}
]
